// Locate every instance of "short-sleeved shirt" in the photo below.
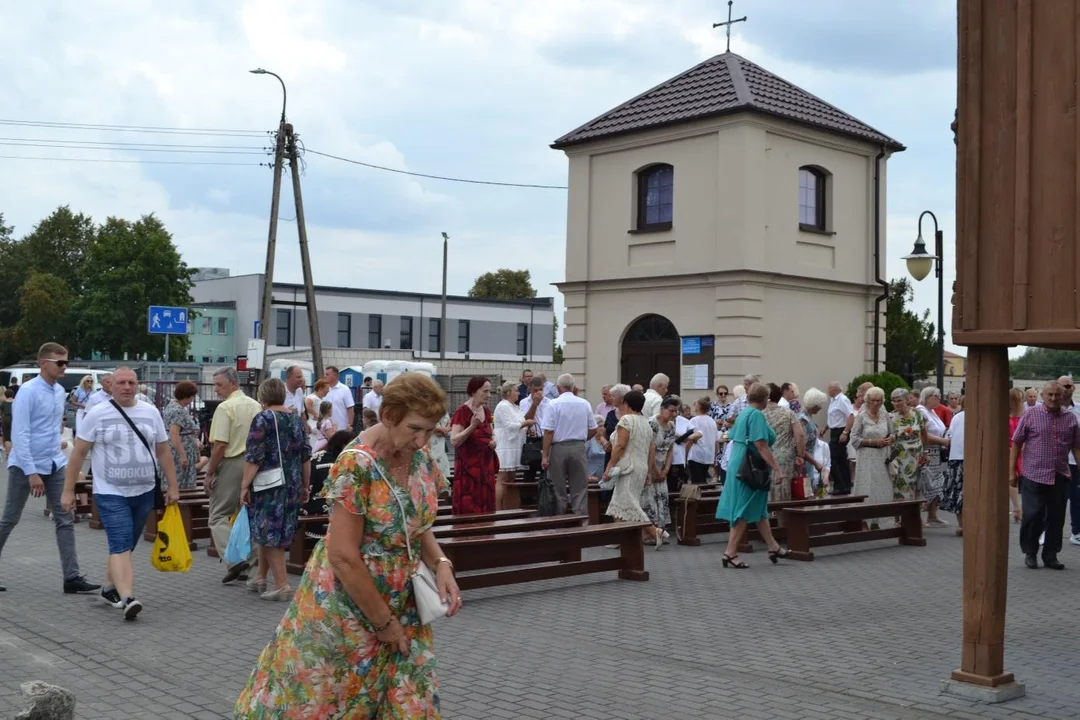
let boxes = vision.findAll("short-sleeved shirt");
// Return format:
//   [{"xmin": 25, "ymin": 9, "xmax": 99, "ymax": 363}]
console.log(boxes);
[
  {"xmin": 284, "ymin": 386, "xmax": 306, "ymax": 416},
  {"xmin": 326, "ymin": 382, "xmax": 355, "ymax": 430},
  {"xmin": 78, "ymin": 400, "xmax": 168, "ymax": 497},
  {"xmin": 539, "ymin": 392, "xmax": 596, "ymax": 442},
  {"xmin": 209, "ymin": 390, "xmax": 262, "ymax": 458},
  {"xmin": 362, "ymin": 391, "xmax": 383, "ymax": 414},
  {"xmin": 1012, "ymin": 403, "xmax": 1080, "ymax": 484},
  {"xmin": 688, "ymin": 414, "xmax": 718, "ymax": 465}
]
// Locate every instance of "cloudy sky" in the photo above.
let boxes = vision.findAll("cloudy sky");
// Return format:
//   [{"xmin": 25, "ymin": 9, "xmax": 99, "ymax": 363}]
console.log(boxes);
[{"xmin": 2, "ymin": 0, "xmax": 963, "ymax": 351}]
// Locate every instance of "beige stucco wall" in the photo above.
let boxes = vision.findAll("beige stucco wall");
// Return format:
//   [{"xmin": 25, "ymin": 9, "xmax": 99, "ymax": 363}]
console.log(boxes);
[{"xmin": 558, "ymin": 113, "xmax": 892, "ymax": 407}]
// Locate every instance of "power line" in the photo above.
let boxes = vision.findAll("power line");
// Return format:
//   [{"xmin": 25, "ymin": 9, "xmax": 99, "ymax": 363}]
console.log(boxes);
[
  {"xmin": 0, "ymin": 154, "xmax": 260, "ymax": 167},
  {"xmin": 0, "ymin": 119, "xmax": 266, "ymax": 138},
  {"xmin": 0, "ymin": 136, "xmax": 268, "ymax": 151},
  {"xmin": 304, "ymin": 148, "xmax": 568, "ymax": 190},
  {"xmin": 0, "ymin": 141, "xmax": 266, "ymax": 155}
]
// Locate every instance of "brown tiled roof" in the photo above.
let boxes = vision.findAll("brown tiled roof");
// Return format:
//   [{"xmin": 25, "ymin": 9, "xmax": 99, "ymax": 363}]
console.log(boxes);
[{"xmin": 552, "ymin": 53, "xmax": 904, "ymax": 151}]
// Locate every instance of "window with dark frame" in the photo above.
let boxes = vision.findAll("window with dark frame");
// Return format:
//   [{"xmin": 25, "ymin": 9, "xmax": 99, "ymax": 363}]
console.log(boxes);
[
  {"xmin": 400, "ymin": 316, "xmax": 413, "ymax": 350},
  {"xmin": 636, "ymin": 164, "xmax": 674, "ymax": 231},
  {"xmin": 799, "ymin": 166, "xmax": 827, "ymax": 231},
  {"xmin": 217, "ymin": 317, "xmax": 227, "ymax": 335},
  {"xmin": 275, "ymin": 309, "xmax": 291, "ymax": 347},
  {"xmin": 429, "ymin": 318, "xmax": 441, "ymax": 354},
  {"xmin": 337, "ymin": 313, "xmax": 351, "ymax": 348},
  {"xmin": 516, "ymin": 323, "xmax": 529, "ymax": 356},
  {"xmin": 458, "ymin": 320, "xmax": 470, "ymax": 354},
  {"xmin": 368, "ymin": 314, "xmax": 382, "ymax": 348}
]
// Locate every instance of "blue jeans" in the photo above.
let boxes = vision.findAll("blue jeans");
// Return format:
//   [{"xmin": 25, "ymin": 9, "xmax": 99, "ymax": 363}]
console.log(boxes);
[
  {"xmin": 96, "ymin": 490, "xmax": 156, "ymax": 555},
  {"xmin": 0, "ymin": 465, "xmax": 82, "ymax": 581}
]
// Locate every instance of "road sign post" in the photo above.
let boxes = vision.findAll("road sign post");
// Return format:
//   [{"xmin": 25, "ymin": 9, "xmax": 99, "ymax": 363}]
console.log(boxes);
[{"xmin": 148, "ymin": 305, "xmax": 188, "ymax": 380}]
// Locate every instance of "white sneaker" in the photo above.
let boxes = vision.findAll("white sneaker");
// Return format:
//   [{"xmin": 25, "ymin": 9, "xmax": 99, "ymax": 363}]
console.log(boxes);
[
  {"xmin": 1070, "ymin": 534, "xmax": 1080, "ymax": 546},
  {"xmin": 1039, "ymin": 531, "xmax": 1046, "ymax": 546}
]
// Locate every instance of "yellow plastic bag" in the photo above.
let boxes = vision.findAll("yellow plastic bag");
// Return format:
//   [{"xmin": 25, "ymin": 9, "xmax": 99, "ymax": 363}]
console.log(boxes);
[{"xmin": 152, "ymin": 505, "xmax": 192, "ymax": 573}]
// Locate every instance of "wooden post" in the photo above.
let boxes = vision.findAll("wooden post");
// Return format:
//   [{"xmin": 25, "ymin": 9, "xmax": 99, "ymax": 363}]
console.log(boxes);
[{"xmin": 950, "ymin": 346, "xmax": 1017, "ymax": 688}]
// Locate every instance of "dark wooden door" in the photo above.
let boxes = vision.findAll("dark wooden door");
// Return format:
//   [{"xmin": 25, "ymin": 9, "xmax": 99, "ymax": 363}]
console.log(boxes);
[{"xmin": 620, "ymin": 315, "xmax": 680, "ymax": 395}]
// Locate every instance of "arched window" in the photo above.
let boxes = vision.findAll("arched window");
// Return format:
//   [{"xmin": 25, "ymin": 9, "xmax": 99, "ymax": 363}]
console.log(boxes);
[
  {"xmin": 636, "ymin": 164, "xmax": 674, "ymax": 231},
  {"xmin": 799, "ymin": 166, "xmax": 827, "ymax": 231}
]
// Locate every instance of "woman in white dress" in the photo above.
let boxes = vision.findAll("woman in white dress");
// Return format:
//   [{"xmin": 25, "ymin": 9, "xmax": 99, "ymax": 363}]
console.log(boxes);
[
  {"xmin": 493, "ymin": 381, "xmax": 536, "ymax": 509},
  {"xmin": 604, "ymin": 389, "xmax": 658, "ymax": 545},
  {"xmin": 849, "ymin": 387, "xmax": 895, "ymax": 513}
]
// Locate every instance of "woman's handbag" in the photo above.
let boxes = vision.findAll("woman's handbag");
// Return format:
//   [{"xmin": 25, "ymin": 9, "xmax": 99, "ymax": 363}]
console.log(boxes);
[
  {"xmin": 736, "ymin": 419, "xmax": 772, "ymax": 492},
  {"xmin": 253, "ymin": 413, "xmax": 285, "ymax": 493},
  {"xmin": 351, "ymin": 449, "xmax": 450, "ymax": 625},
  {"xmin": 521, "ymin": 437, "xmax": 542, "ymax": 465},
  {"xmin": 537, "ymin": 473, "xmax": 559, "ymax": 516}
]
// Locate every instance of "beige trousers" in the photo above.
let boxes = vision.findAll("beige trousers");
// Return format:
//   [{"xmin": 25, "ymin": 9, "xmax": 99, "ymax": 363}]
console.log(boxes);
[{"xmin": 208, "ymin": 456, "xmax": 255, "ymax": 569}]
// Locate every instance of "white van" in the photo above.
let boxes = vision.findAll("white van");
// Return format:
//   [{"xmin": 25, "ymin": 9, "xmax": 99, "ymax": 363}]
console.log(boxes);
[{"xmin": 0, "ymin": 366, "xmax": 114, "ymax": 395}]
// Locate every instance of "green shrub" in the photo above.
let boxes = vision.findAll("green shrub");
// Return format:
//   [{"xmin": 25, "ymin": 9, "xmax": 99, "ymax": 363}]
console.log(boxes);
[{"xmin": 846, "ymin": 372, "xmax": 910, "ymax": 411}]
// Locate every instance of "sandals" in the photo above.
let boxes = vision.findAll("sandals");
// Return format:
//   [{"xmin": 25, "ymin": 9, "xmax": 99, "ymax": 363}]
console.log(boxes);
[
  {"xmin": 768, "ymin": 547, "xmax": 789, "ymax": 564},
  {"xmin": 722, "ymin": 553, "xmax": 749, "ymax": 569}
]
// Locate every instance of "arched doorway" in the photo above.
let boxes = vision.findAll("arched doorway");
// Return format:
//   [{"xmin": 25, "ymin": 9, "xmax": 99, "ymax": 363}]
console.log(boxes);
[{"xmin": 620, "ymin": 314, "xmax": 680, "ymax": 395}]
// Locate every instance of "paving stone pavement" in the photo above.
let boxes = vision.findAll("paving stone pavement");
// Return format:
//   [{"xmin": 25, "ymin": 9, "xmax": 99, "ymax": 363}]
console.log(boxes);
[{"xmin": 0, "ymin": 463, "xmax": 1078, "ymax": 719}]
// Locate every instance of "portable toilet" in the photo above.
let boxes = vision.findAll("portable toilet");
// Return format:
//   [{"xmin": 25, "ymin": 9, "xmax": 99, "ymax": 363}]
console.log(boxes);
[{"xmin": 338, "ymin": 365, "xmax": 366, "ymax": 390}]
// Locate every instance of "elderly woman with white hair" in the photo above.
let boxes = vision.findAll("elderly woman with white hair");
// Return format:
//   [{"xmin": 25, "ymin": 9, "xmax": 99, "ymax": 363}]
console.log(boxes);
[
  {"xmin": 916, "ymin": 386, "xmax": 951, "ymax": 526},
  {"xmin": 798, "ymin": 387, "xmax": 830, "ymax": 494},
  {"xmin": 849, "ymin": 387, "xmax": 895, "ymax": 509},
  {"xmin": 889, "ymin": 387, "xmax": 926, "ymax": 501},
  {"xmin": 493, "ymin": 380, "xmax": 538, "ymax": 509}
]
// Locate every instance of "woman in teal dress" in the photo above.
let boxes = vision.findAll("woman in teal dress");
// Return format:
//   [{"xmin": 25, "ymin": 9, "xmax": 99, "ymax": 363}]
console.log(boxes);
[{"xmin": 715, "ymin": 382, "xmax": 789, "ymax": 568}]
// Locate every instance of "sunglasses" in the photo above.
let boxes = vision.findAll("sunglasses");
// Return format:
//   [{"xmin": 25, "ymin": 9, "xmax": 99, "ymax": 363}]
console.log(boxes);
[
  {"xmin": 717, "ymin": 392, "xmax": 727, "ymax": 397},
  {"xmin": 44, "ymin": 359, "xmax": 69, "ymax": 367}
]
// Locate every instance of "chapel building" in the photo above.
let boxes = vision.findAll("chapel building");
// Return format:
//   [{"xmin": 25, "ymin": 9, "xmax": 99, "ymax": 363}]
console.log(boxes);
[{"xmin": 552, "ymin": 52, "xmax": 905, "ymax": 399}]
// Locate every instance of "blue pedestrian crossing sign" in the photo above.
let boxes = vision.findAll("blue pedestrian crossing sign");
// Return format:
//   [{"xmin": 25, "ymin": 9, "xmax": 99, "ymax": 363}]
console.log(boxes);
[{"xmin": 148, "ymin": 305, "xmax": 189, "ymax": 335}]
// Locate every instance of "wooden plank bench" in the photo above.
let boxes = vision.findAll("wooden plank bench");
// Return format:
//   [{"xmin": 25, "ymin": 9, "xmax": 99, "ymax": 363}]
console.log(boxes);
[
  {"xmin": 286, "ymin": 509, "xmax": 538, "ymax": 574},
  {"xmin": 440, "ymin": 521, "xmax": 652, "ymax": 590},
  {"xmin": 781, "ymin": 499, "xmax": 926, "ymax": 561},
  {"xmin": 433, "ymin": 514, "xmax": 585, "ymax": 538},
  {"xmin": 674, "ymin": 493, "xmax": 865, "ymax": 547}
]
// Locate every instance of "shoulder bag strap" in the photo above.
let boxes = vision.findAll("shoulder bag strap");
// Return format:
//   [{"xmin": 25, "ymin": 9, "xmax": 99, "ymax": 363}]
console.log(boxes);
[
  {"xmin": 270, "ymin": 412, "xmax": 283, "ymax": 468},
  {"xmin": 345, "ymin": 448, "xmax": 414, "ymax": 563}
]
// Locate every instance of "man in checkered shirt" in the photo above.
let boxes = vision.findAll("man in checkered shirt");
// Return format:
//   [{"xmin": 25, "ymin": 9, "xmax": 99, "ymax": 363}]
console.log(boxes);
[{"xmin": 1011, "ymin": 380, "xmax": 1080, "ymax": 570}]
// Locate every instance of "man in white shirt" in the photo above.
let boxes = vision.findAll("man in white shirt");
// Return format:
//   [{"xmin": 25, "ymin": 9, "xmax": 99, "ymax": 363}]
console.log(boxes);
[
  {"xmin": 778, "ymin": 382, "xmax": 795, "ymax": 409},
  {"xmin": 826, "ymin": 381, "xmax": 854, "ymax": 495},
  {"xmin": 541, "ymin": 373, "xmax": 597, "ymax": 516},
  {"xmin": 283, "ymin": 365, "xmax": 307, "ymax": 417},
  {"xmin": 324, "ymin": 366, "xmax": 355, "ymax": 432},
  {"xmin": 362, "ymin": 379, "xmax": 384, "ymax": 416},
  {"xmin": 724, "ymin": 374, "xmax": 760, "ymax": 428},
  {"xmin": 643, "ymin": 373, "xmax": 668, "ymax": 419},
  {"xmin": 1057, "ymin": 376, "xmax": 1080, "ymax": 546},
  {"xmin": 518, "ymin": 377, "xmax": 549, "ymax": 484},
  {"xmin": 83, "ymin": 373, "xmax": 114, "ymax": 415},
  {"xmin": 63, "ymin": 367, "xmax": 179, "ymax": 620}
]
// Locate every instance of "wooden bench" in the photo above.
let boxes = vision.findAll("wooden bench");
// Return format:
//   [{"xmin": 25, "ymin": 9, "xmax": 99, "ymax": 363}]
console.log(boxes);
[
  {"xmin": 674, "ymin": 493, "xmax": 865, "ymax": 547},
  {"xmin": 440, "ymin": 522, "xmax": 652, "ymax": 590},
  {"xmin": 781, "ymin": 499, "xmax": 926, "ymax": 561},
  {"xmin": 433, "ymin": 514, "xmax": 585, "ymax": 538},
  {"xmin": 286, "ymin": 509, "xmax": 538, "ymax": 574}
]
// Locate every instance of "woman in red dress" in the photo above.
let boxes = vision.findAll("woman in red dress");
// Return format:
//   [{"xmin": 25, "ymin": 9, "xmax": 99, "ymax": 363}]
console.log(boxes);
[{"xmin": 450, "ymin": 376, "xmax": 499, "ymax": 514}]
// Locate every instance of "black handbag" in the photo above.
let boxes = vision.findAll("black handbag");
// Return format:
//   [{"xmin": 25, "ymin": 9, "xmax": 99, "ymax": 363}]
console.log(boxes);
[
  {"xmin": 521, "ymin": 436, "xmax": 543, "ymax": 465},
  {"xmin": 736, "ymin": 416, "xmax": 771, "ymax": 492},
  {"xmin": 537, "ymin": 473, "xmax": 559, "ymax": 516}
]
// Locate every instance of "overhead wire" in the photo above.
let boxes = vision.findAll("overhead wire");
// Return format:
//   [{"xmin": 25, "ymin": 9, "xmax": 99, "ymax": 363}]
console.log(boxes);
[
  {"xmin": 0, "ymin": 154, "xmax": 260, "ymax": 167},
  {"xmin": 0, "ymin": 119, "xmax": 266, "ymax": 137},
  {"xmin": 0, "ymin": 136, "xmax": 269, "ymax": 151},
  {"xmin": 0, "ymin": 141, "xmax": 266, "ymax": 155}
]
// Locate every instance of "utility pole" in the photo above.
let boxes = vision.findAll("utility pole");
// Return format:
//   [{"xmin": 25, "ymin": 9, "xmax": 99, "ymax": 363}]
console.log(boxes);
[
  {"xmin": 440, "ymin": 232, "xmax": 448, "ymax": 362},
  {"xmin": 251, "ymin": 68, "xmax": 324, "ymax": 381}
]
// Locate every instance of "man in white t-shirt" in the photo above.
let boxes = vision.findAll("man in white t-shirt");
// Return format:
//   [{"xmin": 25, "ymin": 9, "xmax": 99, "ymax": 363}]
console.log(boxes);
[
  {"xmin": 283, "ymin": 365, "xmax": 307, "ymax": 417},
  {"xmin": 324, "ymin": 366, "xmax": 355, "ymax": 432},
  {"xmin": 63, "ymin": 367, "xmax": 178, "ymax": 621},
  {"xmin": 362, "ymin": 379, "xmax": 384, "ymax": 416}
]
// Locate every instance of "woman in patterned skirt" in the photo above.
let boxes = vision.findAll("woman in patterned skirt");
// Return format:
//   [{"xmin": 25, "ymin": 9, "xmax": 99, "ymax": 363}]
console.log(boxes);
[
  {"xmin": 939, "ymin": 403, "xmax": 965, "ymax": 535},
  {"xmin": 163, "ymin": 381, "xmax": 200, "ymax": 489},
  {"xmin": 917, "ymin": 386, "xmax": 951, "ymax": 527},
  {"xmin": 235, "ymin": 373, "xmax": 462, "ymax": 719},
  {"xmin": 642, "ymin": 397, "xmax": 679, "ymax": 547}
]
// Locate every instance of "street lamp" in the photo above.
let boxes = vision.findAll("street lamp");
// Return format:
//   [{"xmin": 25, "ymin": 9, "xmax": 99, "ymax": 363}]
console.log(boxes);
[
  {"xmin": 249, "ymin": 68, "xmax": 287, "ymax": 122},
  {"xmin": 903, "ymin": 210, "xmax": 945, "ymax": 393},
  {"xmin": 440, "ymin": 232, "xmax": 449, "ymax": 362}
]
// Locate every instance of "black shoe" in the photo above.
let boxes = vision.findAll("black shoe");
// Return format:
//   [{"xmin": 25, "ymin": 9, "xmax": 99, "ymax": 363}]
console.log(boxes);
[
  {"xmin": 101, "ymin": 585, "xmax": 123, "ymax": 608},
  {"xmin": 123, "ymin": 598, "xmax": 143, "ymax": 621},
  {"xmin": 222, "ymin": 561, "xmax": 250, "ymax": 584},
  {"xmin": 63, "ymin": 577, "xmax": 102, "ymax": 594},
  {"xmin": 0, "ymin": 583, "xmax": 5, "ymax": 592},
  {"xmin": 1044, "ymin": 556, "xmax": 1066, "ymax": 570},
  {"xmin": 1025, "ymin": 554, "xmax": 1038, "ymax": 569}
]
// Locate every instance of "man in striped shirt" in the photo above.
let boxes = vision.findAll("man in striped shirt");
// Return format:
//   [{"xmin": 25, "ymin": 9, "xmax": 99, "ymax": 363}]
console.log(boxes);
[{"xmin": 1011, "ymin": 380, "xmax": 1080, "ymax": 570}]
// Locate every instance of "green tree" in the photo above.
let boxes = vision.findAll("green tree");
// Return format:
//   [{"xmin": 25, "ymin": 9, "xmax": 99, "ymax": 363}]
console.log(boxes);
[
  {"xmin": 13, "ymin": 272, "xmax": 75, "ymax": 356},
  {"xmin": 885, "ymin": 278, "xmax": 938, "ymax": 379},
  {"xmin": 1009, "ymin": 347, "xmax": 1080, "ymax": 379},
  {"xmin": 468, "ymin": 269, "xmax": 537, "ymax": 300},
  {"xmin": 553, "ymin": 315, "xmax": 563, "ymax": 363},
  {"xmin": 846, "ymin": 371, "xmax": 909, "ymax": 411},
  {"xmin": 75, "ymin": 214, "xmax": 194, "ymax": 360}
]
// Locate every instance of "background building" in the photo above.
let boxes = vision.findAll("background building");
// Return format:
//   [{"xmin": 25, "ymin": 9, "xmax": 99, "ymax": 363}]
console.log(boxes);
[
  {"xmin": 190, "ymin": 273, "xmax": 556, "ymax": 364},
  {"xmin": 188, "ymin": 301, "xmax": 237, "ymax": 363},
  {"xmin": 553, "ymin": 51, "xmax": 904, "ymax": 401}
]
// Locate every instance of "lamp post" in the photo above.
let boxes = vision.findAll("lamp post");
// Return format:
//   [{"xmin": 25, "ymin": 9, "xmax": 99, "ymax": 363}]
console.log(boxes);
[
  {"xmin": 903, "ymin": 210, "xmax": 945, "ymax": 394},
  {"xmin": 249, "ymin": 68, "xmax": 287, "ymax": 123},
  {"xmin": 440, "ymin": 232, "xmax": 449, "ymax": 362}
]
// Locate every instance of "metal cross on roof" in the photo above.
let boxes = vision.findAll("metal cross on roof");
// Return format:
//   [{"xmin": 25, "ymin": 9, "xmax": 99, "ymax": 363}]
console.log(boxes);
[{"xmin": 713, "ymin": 0, "xmax": 747, "ymax": 53}]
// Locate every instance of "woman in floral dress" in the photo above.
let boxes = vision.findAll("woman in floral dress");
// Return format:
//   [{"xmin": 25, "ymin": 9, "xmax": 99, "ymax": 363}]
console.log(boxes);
[
  {"xmin": 642, "ymin": 397, "xmax": 679, "ymax": 545},
  {"xmin": 235, "ymin": 373, "xmax": 462, "ymax": 719},
  {"xmin": 240, "ymin": 379, "xmax": 311, "ymax": 601},
  {"xmin": 889, "ymin": 388, "xmax": 926, "ymax": 500},
  {"xmin": 762, "ymin": 383, "xmax": 805, "ymax": 502},
  {"xmin": 163, "ymin": 381, "xmax": 200, "ymax": 489},
  {"xmin": 604, "ymin": 390, "xmax": 657, "ymax": 545}
]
